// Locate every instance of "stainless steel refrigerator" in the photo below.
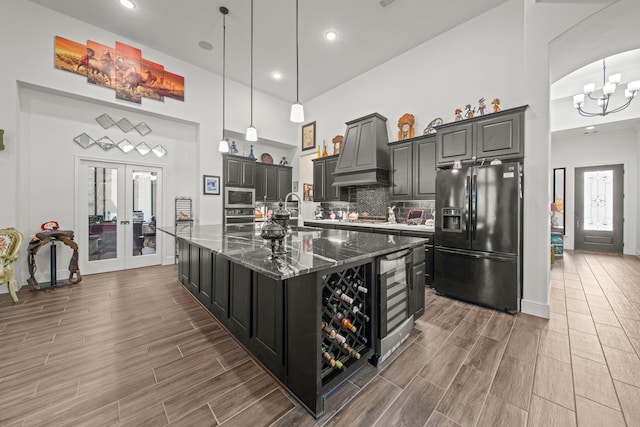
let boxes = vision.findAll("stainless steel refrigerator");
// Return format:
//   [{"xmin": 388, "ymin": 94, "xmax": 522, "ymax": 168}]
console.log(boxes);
[{"xmin": 434, "ymin": 162, "xmax": 522, "ymax": 312}]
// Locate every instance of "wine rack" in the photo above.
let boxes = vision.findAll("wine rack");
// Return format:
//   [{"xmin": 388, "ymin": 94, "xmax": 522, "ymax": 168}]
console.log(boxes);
[{"xmin": 320, "ymin": 264, "xmax": 372, "ymax": 385}]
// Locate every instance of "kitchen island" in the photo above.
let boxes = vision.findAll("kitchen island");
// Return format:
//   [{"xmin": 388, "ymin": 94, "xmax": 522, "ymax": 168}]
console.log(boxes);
[{"xmin": 159, "ymin": 223, "xmax": 426, "ymax": 418}]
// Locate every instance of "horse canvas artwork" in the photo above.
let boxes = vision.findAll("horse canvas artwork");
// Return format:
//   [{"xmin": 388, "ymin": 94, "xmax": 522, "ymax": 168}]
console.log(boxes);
[
  {"xmin": 85, "ymin": 40, "xmax": 116, "ymax": 89},
  {"xmin": 115, "ymin": 41, "xmax": 142, "ymax": 104},
  {"xmin": 54, "ymin": 35, "xmax": 185, "ymax": 106},
  {"xmin": 54, "ymin": 36, "xmax": 88, "ymax": 77}
]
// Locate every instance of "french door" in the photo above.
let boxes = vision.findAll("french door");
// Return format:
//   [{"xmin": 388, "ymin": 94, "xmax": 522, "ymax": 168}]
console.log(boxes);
[
  {"xmin": 574, "ymin": 164, "xmax": 623, "ymax": 253},
  {"xmin": 77, "ymin": 159, "xmax": 163, "ymax": 275}
]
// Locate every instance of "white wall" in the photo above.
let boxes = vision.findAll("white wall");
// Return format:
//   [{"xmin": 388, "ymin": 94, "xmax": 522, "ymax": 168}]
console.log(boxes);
[
  {"xmin": 0, "ymin": 0, "xmax": 298, "ymax": 292},
  {"xmin": 551, "ymin": 129, "xmax": 638, "ymax": 253}
]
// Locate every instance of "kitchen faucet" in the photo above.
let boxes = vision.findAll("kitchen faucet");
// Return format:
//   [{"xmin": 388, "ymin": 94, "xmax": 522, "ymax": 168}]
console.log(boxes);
[{"xmin": 284, "ymin": 192, "xmax": 302, "ymax": 224}]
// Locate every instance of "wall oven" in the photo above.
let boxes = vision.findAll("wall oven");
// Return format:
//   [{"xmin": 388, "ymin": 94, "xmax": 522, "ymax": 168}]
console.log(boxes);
[
  {"xmin": 224, "ymin": 187, "xmax": 255, "ymax": 225},
  {"xmin": 374, "ymin": 249, "xmax": 413, "ymax": 364}
]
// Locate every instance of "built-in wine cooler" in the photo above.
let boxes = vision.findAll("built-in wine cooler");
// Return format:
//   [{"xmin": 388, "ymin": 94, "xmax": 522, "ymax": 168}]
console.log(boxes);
[
  {"xmin": 320, "ymin": 264, "xmax": 373, "ymax": 386},
  {"xmin": 374, "ymin": 249, "xmax": 413, "ymax": 365}
]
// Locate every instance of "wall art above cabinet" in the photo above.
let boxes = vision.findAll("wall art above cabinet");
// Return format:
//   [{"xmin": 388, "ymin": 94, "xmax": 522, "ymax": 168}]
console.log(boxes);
[{"xmin": 435, "ymin": 105, "xmax": 527, "ymax": 166}]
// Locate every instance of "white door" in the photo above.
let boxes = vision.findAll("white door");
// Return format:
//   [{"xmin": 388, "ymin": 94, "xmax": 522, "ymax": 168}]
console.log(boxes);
[{"xmin": 77, "ymin": 159, "xmax": 163, "ymax": 275}]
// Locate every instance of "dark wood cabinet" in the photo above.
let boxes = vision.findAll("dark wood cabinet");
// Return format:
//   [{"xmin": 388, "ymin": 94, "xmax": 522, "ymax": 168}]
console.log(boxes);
[
  {"xmin": 223, "ymin": 154, "xmax": 256, "ymax": 188},
  {"xmin": 424, "ymin": 245, "xmax": 434, "ymax": 288},
  {"xmin": 229, "ymin": 263, "xmax": 252, "ymax": 343},
  {"xmin": 313, "ymin": 155, "xmax": 348, "ymax": 202},
  {"xmin": 252, "ymin": 273, "xmax": 284, "ymax": 378},
  {"xmin": 412, "ymin": 262, "xmax": 425, "ymax": 319},
  {"xmin": 436, "ymin": 106, "xmax": 526, "ymax": 166},
  {"xmin": 389, "ymin": 135, "xmax": 436, "ymax": 200},
  {"xmin": 256, "ymin": 163, "xmax": 292, "ymax": 203}
]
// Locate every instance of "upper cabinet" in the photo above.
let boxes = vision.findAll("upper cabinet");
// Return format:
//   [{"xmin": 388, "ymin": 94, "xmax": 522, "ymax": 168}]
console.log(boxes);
[
  {"xmin": 313, "ymin": 155, "xmax": 348, "ymax": 202},
  {"xmin": 435, "ymin": 106, "xmax": 527, "ymax": 166},
  {"xmin": 255, "ymin": 163, "xmax": 292, "ymax": 203},
  {"xmin": 223, "ymin": 154, "xmax": 256, "ymax": 188},
  {"xmin": 389, "ymin": 135, "xmax": 436, "ymax": 200}
]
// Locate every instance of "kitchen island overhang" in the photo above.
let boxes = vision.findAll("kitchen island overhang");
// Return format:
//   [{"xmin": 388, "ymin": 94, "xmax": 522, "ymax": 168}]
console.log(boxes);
[{"xmin": 159, "ymin": 224, "xmax": 427, "ymax": 418}]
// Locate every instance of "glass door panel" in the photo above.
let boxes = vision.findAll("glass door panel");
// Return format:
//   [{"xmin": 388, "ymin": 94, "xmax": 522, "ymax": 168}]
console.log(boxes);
[{"xmin": 88, "ymin": 166, "xmax": 120, "ymax": 261}]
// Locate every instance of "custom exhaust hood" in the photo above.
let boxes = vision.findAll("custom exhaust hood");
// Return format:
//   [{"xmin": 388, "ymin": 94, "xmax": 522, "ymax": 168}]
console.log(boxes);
[{"xmin": 332, "ymin": 113, "xmax": 391, "ymax": 187}]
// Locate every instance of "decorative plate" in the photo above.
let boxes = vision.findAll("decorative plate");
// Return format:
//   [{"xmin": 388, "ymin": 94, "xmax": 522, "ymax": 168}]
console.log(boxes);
[
  {"xmin": 423, "ymin": 117, "xmax": 444, "ymax": 135},
  {"xmin": 261, "ymin": 153, "xmax": 273, "ymax": 164}
]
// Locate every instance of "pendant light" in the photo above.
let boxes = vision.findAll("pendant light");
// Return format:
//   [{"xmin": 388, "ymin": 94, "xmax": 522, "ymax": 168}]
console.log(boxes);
[
  {"xmin": 289, "ymin": 0, "xmax": 304, "ymax": 123},
  {"xmin": 245, "ymin": 0, "xmax": 258, "ymax": 142},
  {"xmin": 218, "ymin": 6, "xmax": 230, "ymax": 152}
]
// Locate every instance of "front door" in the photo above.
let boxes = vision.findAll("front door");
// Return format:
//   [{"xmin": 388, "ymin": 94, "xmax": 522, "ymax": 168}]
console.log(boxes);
[
  {"xmin": 77, "ymin": 159, "xmax": 163, "ymax": 274},
  {"xmin": 574, "ymin": 164, "xmax": 623, "ymax": 253}
]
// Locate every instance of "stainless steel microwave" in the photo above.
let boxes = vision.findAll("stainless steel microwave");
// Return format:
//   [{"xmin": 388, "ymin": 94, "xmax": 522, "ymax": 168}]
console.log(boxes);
[{"xmin": 224, "ymin": 187, "xmax": 255, "ymax": 208}]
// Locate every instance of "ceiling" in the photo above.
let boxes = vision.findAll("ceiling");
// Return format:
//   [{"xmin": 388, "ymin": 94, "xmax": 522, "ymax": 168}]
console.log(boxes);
[{"xmin": 29, "ymin": 0, "xmax": 509, "ymax": 103}]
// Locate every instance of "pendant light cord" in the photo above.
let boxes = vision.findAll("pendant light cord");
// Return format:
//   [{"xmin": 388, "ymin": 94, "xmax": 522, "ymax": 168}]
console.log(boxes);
[
  {"xmin": 222, "ymin": 8, "xmax": 226, "ymax": 139},
  {"xmin": 250, "ymin": 0, "xmax": 254, "ymax": 126},
  {"xmin": 295, "ymin": 0, "xmax": 299, "ymax": 103}
]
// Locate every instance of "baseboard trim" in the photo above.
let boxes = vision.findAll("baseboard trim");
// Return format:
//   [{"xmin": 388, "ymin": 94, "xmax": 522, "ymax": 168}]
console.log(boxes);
[{"xmin": 520, "ymin": 298, "xmax": 550, "ymax": 319}]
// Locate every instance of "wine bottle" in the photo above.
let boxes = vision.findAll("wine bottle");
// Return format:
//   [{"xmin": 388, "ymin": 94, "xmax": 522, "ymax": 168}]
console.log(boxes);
[
  {"xmin": 340, "ymin": 293, "xmax": 354, "ymax": 305},
  {"xmin": 335, "ymin": 333, "xmax": 347, "ymax": 344},
  {"xmin": 341, "ymin": 342, "xmax": 361, "ymax": 359},
  {"xmin": 321, "ymin": 321, "xmax": 336, "ymax": 339},
  {"xmin": 356, "ymin": 285, "xmax": 368, "ymax": 294},
  {"xmin": 322, "ymin": 346, "xmax": 336, "ymax": 367},
  {"xmin": 333, "ymin": 312, "xmax": 344, "ymax": 322},
  {"xmin": 341, "ymin": 317, "xmax": 357, "ymax": 333},
  {"xmin": 352, "ymin": 305, "xmax": 370, "ymax": 322},
  {"xmin": 334, "ymin": 359, "xmax": 344, "ymax": 369}
]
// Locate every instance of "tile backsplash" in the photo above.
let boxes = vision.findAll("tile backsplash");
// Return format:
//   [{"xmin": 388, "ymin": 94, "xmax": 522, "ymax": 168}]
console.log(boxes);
[{"xmin": 317, "ymin": 186, "xmax": 434, "ymax": 223}]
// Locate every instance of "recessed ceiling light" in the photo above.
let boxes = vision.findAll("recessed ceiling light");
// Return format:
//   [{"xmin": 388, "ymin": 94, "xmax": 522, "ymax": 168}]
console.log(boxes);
[
  {"xmin": 120, "ymin": 0, "xmax": 135, "ymax": 9},
  {"xmin": 272, "ymin": 71, "xmax": 283, "ymax": 80},
  {"xmin": 586, "ymin": 126, "xmax": 595, "ymax": 130},
  {"xmin": 325, "ymin": 31, "xmax": 338, "ymax": 41},
  {"xmin": 198, "ymin": 40, "xmax": 213, "ymax": 51}
]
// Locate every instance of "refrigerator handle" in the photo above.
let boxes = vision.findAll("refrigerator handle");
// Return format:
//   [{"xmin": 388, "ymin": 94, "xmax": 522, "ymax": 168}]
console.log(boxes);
[
  {"xmin": 471, "ymin": 173, "xmax": 477, "ymax": 241},
  {"xmin": 465, "ymin": 175, "xmax": 471, "ymax": 242}
]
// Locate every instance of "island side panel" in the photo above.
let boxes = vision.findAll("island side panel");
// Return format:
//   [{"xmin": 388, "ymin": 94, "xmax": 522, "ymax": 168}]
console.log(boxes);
[
  {"xmin": 252, "ymin": 272, "xmax": 285, "ymax": 380},
  {"xmin": 286, "ymin": 273, "xmax": 324, "ymax": 417}
]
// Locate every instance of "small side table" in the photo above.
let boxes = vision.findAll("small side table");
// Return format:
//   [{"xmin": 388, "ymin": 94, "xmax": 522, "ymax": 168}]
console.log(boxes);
[{"xmin": 27, "ymin": 230, "xmax": 82, "ymax": 290}]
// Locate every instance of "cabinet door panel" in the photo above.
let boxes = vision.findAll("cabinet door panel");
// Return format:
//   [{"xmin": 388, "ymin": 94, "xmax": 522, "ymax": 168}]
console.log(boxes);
[
  {"xmin": 265, "ymin": 166, "xmax": 278, "ymax": 201},
  {"xmin": 412, "ymin": 262, "xmax": 425, "ymax": 319},
  {"xmin": 242, "ymin": 160, "xmax": 255, "ymax": 187},
  {"xmin": 199, "ymin": 249, "xmax": 213, "ymax": 306},
  {"xmin": 436, "ymin": 123, "xmax": 473, "ymax": 165},
  {"xmin": 255, "ymin": 164, "xmax": 265, "ymax": 202},
  {"xmin": 188, "ymin": 244, "xmax": 200, "ymax": 295},
  {"xmin": 414, "ymin": 137, "xmax": 436, "ymax": 199},
  {"xmin": 229, "ymin": 264, "xmax": 252, "ymax": 343},
  {"xmin": 390, "ymin": 142, "xmax": 412, "ymax": 199},
  {"xmin": 325, "ymin": 157, "xmax": 347, "ymax": 201},
  {"xmin": 277, "ymin": 167, "xmax": 292, "ymax": 201},
  {"xmin": 252, "ymin": 274, "xmax": 284, "ymax": 378},
  {"xmin": 476, "ymin": 112, "xmax": 522, "ymax": 158},
  {"xmin": 225, "ymin": 157, "xmax": 242, "ymax": 186},
  {"xmin": 178, "ymin": 240, "xmax": 189, "ymax": 286},
  {"xmin": 313, "ymin": 160, "xmax": 325, "ymax": 202},
  {"xmin": 211, "ymin": 255, "xmax": 230, "ymax": 320}
]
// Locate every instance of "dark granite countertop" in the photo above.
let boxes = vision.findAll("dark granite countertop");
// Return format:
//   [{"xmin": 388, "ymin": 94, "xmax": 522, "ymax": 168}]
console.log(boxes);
[{"xmin": 158, "ymin": 223, "xmax": 426, "ymax": 280}]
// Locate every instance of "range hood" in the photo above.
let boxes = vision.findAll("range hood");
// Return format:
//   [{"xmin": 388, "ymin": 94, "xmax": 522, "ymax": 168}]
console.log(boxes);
[{"xmin": 332, "ymin": 113, "xmax": 390, "ymax": 187}]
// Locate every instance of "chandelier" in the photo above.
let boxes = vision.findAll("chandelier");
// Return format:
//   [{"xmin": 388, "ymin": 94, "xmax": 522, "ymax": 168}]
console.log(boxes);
[{"xmin": 573, "ymin": 59, "xmax": 640, "ymax": 117}]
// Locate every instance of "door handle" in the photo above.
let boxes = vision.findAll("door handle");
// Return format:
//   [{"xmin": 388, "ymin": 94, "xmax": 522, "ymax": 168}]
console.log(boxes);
[
  {"xmin": 120, "ymin": 220, "xmax": 130, "ymax": 225},
  {"xmin": 575, "ymin": 217, "xmax": 580, "ymax": 229}
]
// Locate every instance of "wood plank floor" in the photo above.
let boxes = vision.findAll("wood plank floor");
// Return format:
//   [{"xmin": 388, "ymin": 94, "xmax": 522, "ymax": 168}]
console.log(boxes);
[{"xmin": 2, "ymin": 250, "xmax": 640, "ymax": 426}]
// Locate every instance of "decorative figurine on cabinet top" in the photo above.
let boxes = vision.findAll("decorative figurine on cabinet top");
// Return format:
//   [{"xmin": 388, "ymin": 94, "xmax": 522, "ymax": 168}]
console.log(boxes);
[
  {"xmin": 465, "ymin": 104, "xmax": 476, "ymax": 119},
  {"xmin": 423, "ymin": 117, "xmax": 443, "ymax": 135},
  {"xmin": 332, "ymin": 135, "xmax": 343, "ymax": 155},
  {"xmin": 279, "ymin": 156, "xmax": 288, "ymax": 165},
  {"xmin": 229, "ymin": 140, "xmax": 239, "ymax": 155},
  {"xmin": 492, "ymin": 98, "xmax": 501, "ymax": 113},
  {"xmin": 397, "ymin": 113, "xmax": 415, "ymax": 140},
  {"xmin": 477, "ymin": 97, "xmax": 487, "ymax": 116},
  {"xmin": 248, "ymin": 144, "xmax": 256, "ymax": 160},
  {"xmin": 454, "ymin": 108, "xmax": 463, "ymax": 121}
]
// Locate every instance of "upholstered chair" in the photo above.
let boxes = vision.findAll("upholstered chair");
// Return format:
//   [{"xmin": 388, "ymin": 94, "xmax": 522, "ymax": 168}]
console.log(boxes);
[{"xmin": 0, "ymin": 227, "xmax": 23, "ymax": 302}]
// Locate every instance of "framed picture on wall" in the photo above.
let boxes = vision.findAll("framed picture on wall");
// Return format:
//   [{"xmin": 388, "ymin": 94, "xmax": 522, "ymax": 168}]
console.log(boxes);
[
  {"xmin": 203, "ymin": 175, "xmax": 220, "ymax": 195},
  {"xmin": 302, "ymin": 121, "xmax": 316, "ymax": 151}
]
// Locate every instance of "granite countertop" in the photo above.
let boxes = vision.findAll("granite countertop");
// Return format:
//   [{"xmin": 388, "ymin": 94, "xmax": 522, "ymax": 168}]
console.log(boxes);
[
  {"xmin": 158, "ymin": 223, "xmax": 426, "ymax": 280},
  {"xmin": 304, "ymin": 219, "xmax": 435, "ymax": 234}
]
